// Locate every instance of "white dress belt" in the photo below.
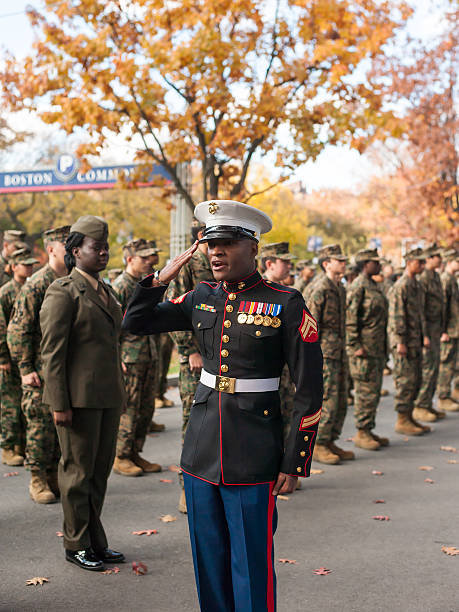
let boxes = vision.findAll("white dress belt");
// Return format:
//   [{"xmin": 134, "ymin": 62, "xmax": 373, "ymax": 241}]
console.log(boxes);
[{"xmin": 200, "ymin": 369, "xmax": 280, "ymax": 394}]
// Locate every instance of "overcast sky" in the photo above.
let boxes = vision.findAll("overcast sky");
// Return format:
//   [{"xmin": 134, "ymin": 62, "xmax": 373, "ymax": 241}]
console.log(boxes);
[{"xmin": 0, "ymin": 0, "xmax": 446, "ymax": 191}]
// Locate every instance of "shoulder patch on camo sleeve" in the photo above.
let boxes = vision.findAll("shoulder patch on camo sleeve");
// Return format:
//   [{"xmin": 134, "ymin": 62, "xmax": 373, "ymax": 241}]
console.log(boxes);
[
  {"xmin": 169, "ymin": 291, "xmax": 191, "ymax": 304},
  {"xmin": 299, "ymin": 310, "xmax": 318, "ymax": 343}
]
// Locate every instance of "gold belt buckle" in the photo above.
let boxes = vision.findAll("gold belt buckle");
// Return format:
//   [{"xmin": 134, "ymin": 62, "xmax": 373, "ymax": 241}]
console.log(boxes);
[{"xmin": 215, "ymin": 375, "xmax": 236, "ymax": 394}]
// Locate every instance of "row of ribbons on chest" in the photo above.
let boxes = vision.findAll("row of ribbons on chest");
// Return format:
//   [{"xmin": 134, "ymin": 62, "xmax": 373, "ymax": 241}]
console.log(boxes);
[{"xmin": 195, "ymin": 300, "xmax": 283, "ymax": 328}]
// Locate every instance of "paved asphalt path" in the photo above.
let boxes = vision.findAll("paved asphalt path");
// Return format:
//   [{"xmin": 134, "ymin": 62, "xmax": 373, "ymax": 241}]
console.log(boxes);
[{"xmin": 2, "ymin": 375, "xmax": 459, "ymax": 612}]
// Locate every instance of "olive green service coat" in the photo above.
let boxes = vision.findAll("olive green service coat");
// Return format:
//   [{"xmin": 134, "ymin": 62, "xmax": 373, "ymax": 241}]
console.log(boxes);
[{"xmin": 40, "ymin": 268, "xmax": 125, "ymax": 551}]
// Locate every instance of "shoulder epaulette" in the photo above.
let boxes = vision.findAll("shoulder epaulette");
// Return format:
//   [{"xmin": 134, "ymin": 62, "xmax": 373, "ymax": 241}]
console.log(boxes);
[{"xmin": 261, "ymin": 279, "xmax": 296, "ymax": 294}]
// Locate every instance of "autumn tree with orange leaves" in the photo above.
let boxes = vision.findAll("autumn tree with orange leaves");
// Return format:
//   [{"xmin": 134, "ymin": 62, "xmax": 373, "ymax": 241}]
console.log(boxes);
[{"xmin": 1, "ymin": 0, "xmax": 410, "ymax": 211}]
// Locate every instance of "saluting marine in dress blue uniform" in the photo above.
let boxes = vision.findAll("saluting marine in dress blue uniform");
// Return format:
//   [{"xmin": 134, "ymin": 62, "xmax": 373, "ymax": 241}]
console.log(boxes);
[{"xmin": 123, "ymin": 200, "xmax": 323, "ymax": 612}]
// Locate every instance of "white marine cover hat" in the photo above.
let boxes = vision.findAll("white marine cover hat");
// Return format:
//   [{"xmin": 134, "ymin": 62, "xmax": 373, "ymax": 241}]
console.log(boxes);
[{"xmin": 194, "ymin": 200, "xmax": 272, "ymax": 243}]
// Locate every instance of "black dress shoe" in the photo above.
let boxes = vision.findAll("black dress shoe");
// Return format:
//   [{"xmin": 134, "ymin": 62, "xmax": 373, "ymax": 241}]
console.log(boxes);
[
  {"xmin": 94, "ymin": 548, "xmax": 125, "ymax": 563},
  {"xmin": 65, "ymin": 548, "xmax": 106, "ymax": 571}
]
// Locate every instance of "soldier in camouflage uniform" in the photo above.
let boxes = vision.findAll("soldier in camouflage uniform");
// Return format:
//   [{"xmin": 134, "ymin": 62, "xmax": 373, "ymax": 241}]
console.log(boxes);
[
  {"xmin": 260, "ymin": 242, "xmax": 297, "ymax": 443},
  {"xmin": 294, "ymin": 260, "xmax": 315, "ymax": 296},
  {"xmin": 0, "ymin": 230, "xmax": 26, "ymax": 287},
  {"xmin": 346, "ymin": 249, "xmax": 389, "ymax": 451},
  {"xmin": 388, "ymin": 247, "xmax": 431, "ymax": 436},
  {"xmin": 307, "ymin": 244, "xmax": 353, "ymax": 464},
  {"xmin": 7, "ymin": 226, "xmax": 70, "ymax": 503},
  {"xmin": 167, "ymin": 221, "xmax": 213, "ymax": 512},
  {"xmin": 0, "ymin": 247, "xmax": 39, "ymax": 466},
  {"xmin": 112, "ymin": 239, "xmax": 162, "ymax": 477},
  {"xmin": 413, "ymin": 244, "xmax": 445, "ymax": 422},
  {"xmin": 107, "ymin": 268, "xmax": 123, "ymax": 284},
  {"xmin": 437, "ymin": 250, "xmax": 459, "ymax": 412}
]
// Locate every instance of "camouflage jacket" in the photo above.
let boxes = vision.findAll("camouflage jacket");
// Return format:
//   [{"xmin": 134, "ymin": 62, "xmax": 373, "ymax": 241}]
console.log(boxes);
[
  {"xmin": 418, "ymin": 268, "xmax": 444, "ymax": 336},
  {"xmin": 303, "ymin": 270, "xmax": 324, "ymax": 304},
  {"xmin": 381, "ymin": 277, "xmax": 394, "ymax": 297},
  {"xmin": 388, "ymin": 273, "xmax": 423, "ymax": 350},
  {"xmin": 167, "ymin": 249, "xmax": 213, "ymax": 363},
  {"xmin": 0, "ymin": 254, "xmax": 11, "ymax": 288},
  {"xmin": 307, "ymin": 274, "xmax": 346, "ymax": 360},
  {"xmin": 294, "ymin": 277, "xmax": 308, "ymax": 295},
  {"xmin": 7, "ymin": 264, "xmax": 58, "ymax": 376},
  {"xmin": 112, "ymin": 271, "xmax": 157, "ymax": 363},
  {"xmin": 441, "ymin": 271, "xmax": 459, "ymax": 338},
  {"xmin": 0, "ymin": 278, "xmax": 22, "ymax": 365},
  {"xmin": 346, "ymin": 273, "xmax": 388, "ymax": 357}
]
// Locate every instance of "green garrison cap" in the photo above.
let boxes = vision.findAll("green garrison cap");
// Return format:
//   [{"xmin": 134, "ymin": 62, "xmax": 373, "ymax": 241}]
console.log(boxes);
[
  {"xmin": 318, "ymin": 243, "xmax": 348, "ymax": 261},
  {"xmin": 260, "ymin": 241, "xmax": 296, "ymax": 261},
  {"xmin": 70, "ymin": 216, "xmax": 108, "ymax": 241},
  {"xmin": 42, "ymin": 225, "xmax": 71, "ymax": 246},
  {"xmin": 355, "ymin": 248, "xmax": 381, "ymax": 263},
  {"xmin": 3, "ymin": 229, "xmax": 26, "ymax": 242},
  {"xmin": 9, "ymin": 247, "xmax": 39, "ymax": 266},
  {"xmin": 405, "ymin": 247, "xmax": 425, "ymax": 261}
]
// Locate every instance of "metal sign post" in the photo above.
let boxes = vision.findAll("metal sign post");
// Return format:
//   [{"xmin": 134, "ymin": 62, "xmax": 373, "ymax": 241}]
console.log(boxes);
[{"xmin": 170, "ymin": 163, "xmax": 192, "ymax": 259}]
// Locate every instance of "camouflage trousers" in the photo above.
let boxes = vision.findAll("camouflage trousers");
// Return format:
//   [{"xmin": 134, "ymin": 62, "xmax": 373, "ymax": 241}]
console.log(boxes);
[
  {"xmin": 179, "ymin": 362, "xmax": 201, "ymax": 443},
  {"xmin": 392, "ymin": 348, "xmax": 422, "ymax": 414},
  {"xmin": 414, "ymin": 331, "xmax": 441, "ymax": 409},
  {"xmin": 437, "ymin": 338, "xmax": 458, "ymax": 399},
  {"xmin": 156, "ymin": 334, "xmax": 174, "ymax": 399},
  {"xmin": 317, "ymin": 356, "xmax": 348, "ymax": 444},
  {"xmin": 279, "ymin": 364, "xmax": 295, "ymax": 444},
  {"xmin": 22, "ymin": 385, "xmax": 60, "ymax": 472},
  {"xmin": 349, "ymin": 355, "xmax": 384, "ymax": 431},
  {"xmin": 117, "ymin": 361, "xmax": 157, "ymax": 458},
  {"xmin": 0, "ymin": 365, "xmax": 25, "ymax": 450}
]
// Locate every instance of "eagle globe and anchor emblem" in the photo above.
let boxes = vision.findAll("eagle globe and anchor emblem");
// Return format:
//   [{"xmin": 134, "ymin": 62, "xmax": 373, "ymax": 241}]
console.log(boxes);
[{"xmin": 54, "ymin": 154, "xmax": 80, "ymax": 182}]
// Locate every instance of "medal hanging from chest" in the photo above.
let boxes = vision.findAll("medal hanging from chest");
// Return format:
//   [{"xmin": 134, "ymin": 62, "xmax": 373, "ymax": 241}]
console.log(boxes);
[{"xmin": 237, "ymin": 301, "xmax": 282, "ymax": 328}]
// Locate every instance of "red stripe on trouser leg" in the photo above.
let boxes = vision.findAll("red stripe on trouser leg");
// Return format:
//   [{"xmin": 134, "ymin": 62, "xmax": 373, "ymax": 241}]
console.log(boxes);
[{"xmin": 267, "ymin": 482, "xmax": 276, "ymax": 612}]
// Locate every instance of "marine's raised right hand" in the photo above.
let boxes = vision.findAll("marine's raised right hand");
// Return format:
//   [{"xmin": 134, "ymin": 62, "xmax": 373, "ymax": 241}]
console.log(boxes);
[{"xmin": 157, "ymin": 241, "xmax": 199, "ymax": 284}]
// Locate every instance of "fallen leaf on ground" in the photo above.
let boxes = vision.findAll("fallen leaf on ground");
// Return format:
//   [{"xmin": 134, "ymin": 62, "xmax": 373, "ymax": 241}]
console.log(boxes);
[
  {"xmin": 101, "ymin": 566, "xmax": 120, "ymax": 575},
  {"xmin": 56, "ymin": 531, "xmax": 63, "ymax": 537},
  {"xmin": 424, "ymin": 478, "xmax": 435, "ymax": 484},
  {"xmin": 313, "ymin": 567, "xmax": 332, "ymax": 575},
  {"xmin": 442, "ymin": 546, "xmax": 459, "ymax": 556},
  {"xmin": 372, "ymin": 470, "xmax": 384, "ymax": 476},
  {"xmin": 372, "ymin": 515, "xmax": 390, "ymax": 521},
  {"xmin": 440, "ymin": 446, "xmax": 458, "ymax": 453},
  {"xmin": 278, "ymin": 558, "xmax": 297, "ymax": 564},
  {"xmin": 447, "ymin": 459, "xmax": 458, "ymax": 464},
  {"xmin": 3, "ymin": 471, "xmax": 19, "ymax": 477},
  {"xmin": 159, "ymin": 478, "xmax": 173, "ymax": 483},
  {"xmin": 132, "ymin": 530, "xmax": 158, "ymax": 536},
  {"xmin": 373, "ymin": 500, "xmax": 386, "ymax": 504},
  {"xmin": 419, "ymin": 466, "xmax": 434, "ymax": 471},
  {"xmin": 132, "ymin": 561, "xmax": 148, "ymax": 575},
  {"xmin": 403, "ymin": 437, "xmax": 409, "ymax": 442},
  {"xmin": 160, "ymin": 515, "xmax": 177, "ymax": 523},
  {"xmin": 26, "ymin": 577, "xmax": 49, "ymax": 586},
  {"xmin": 168, "ymin": 465, "xmax": 181, "ymax": 473},
  {"xmin": 310, "ymin": 469, "xmax": 324, "ymax": 475},
  {"xmin": 277, "ymin": 495, "xmax": 289, "ymax": 500}
]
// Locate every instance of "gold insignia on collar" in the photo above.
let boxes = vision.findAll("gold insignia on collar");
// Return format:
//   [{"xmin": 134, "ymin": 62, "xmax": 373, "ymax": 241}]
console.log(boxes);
[{"xmin": 208, "ymin": 202, "xmax": 219, "ymax": 215}]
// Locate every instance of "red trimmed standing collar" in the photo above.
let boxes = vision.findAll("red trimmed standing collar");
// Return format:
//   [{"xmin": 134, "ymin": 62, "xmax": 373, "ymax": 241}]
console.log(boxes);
[{"xmin": 220, "ymin": 269, "xmax": 262, "ymax": 294}]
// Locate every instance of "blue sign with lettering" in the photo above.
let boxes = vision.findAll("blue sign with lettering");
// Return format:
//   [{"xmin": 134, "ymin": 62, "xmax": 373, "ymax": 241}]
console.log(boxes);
[{"xmin": 0, "ymin": 155, "xmax": 170, "ymax": 194}]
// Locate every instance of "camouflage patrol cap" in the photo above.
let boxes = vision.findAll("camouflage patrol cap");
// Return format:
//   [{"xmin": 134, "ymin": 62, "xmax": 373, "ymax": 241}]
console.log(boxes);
[
  {"xmin": 3, "ymin": 229, "xmax": 26, "ymax": 243},
  {"xmin": 70, "ymin": 216, "xmax": 108, "ymax": 241},
  {"xmin": 145, "ymin": 239, "xmax": 160, "ymax": 254},
  {"xmin": 318, "ymin": 243, "xmax": 347, "ymax": 261},
  {"xmin": 9, "ymin": 247, "xmax": 39, "ymax": 266},
  {"xmin": 355, "ymin": 248, "xmax": 381, "ymax": 263},
  {"xmin": 296, "ymin": 259, "xmax": 315, "ymax": 270},
  {"xmin": 123, "ymin": 238, "xmax": 158, "ymax": 257},
  {"xmin": 442, "ymin": 248, "xmax": 458, "ymax": 262},
  {"xmin": 423, "ymin": 243, "xmax": 442, "ymax": 258},
  {"xmin": 260, "ymin": 242, "xmax": 296, "ymax": 261},
  {"xmin": 43, "ymin": 225, "xmax": 71, "ymax": 246},
  {"xmin": 107, "ymin": 268, "xmax": 123, "ymax": 282},
  {"xmin": 405, "ymin": 247, "xmax": 425, "ymax": 261}
]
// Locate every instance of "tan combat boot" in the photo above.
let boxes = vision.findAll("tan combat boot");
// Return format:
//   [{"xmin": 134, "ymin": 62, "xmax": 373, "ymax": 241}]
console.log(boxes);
[
  {"xmin": 149, "ymin": 421, "xmax": 166, "ymax": 433},
  {"xmin": 313, "ymin": 444, "xmax": 340, "ymax": 465},
  {"xmin": 132, "ymin": 452, "xmax": 162, "ymax": 473},
  {"xmin": 394, "ymin": 414, "xmax": 424, "ymax": 436},
  {"xmin": 328, "ymin": 441, "xmax": 355, "ymax": 460},
  {"xmin": 438, "ymin": 397, "xmax": 459, "ymax": 412},
  {"xmin": 161, "ymin": 396, "xmax": 174, "ymax": 408},
  {"xmin": 412, "ymin": 407, "xmax": 437, "ymax": 423},
  {"xmin": 354, "ymin": 430, "xmax": 380, "ymax": 451},
  {"xmin": 383, "ymin": 367, "xmax": 392, "ymax": 376},
  {"xmin": 410, "ymin": 415, "xmax": 431, "ymax": 433},
  {"xmin": 47, "ymin": 471, "xmax": 60, "ymax": 498},
  {"xmin": 29, "ymin": 471, "xmax": 57, "ymax": 504},
  {"xmin": 113, "ymin": 457, "xmax": 143, "ymax": 477},
  {"xmin": 451, "ymin": 387, "xmax": 459, "ymax": 403},
  {"xmin": 178, "ymin": 490, "xmax": 187, "ymax": 514},
  {"xmin": 371, "ymin": 432, "xmax": 389, "ymax": 447},
  {"xmin": 154, "ymin": 397, "xmax": 164, "ymax": 409},
  {"xmin": 2, "ymin": 448, "xmax": 24, "ymax": 466},
  {"xmin": 430, "ymin": 407, "xmax": 446, "ymax": 419},
  {"xmin": 380, "ymin": 389, "xmax": 389, "ymax": 397}
]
